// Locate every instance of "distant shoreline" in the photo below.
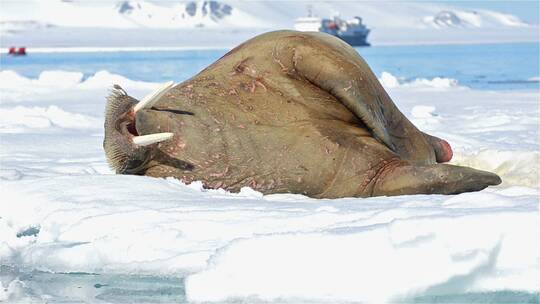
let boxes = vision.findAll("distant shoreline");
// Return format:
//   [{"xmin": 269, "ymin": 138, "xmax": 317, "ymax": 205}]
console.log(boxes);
[
  {"xmin": 1, "ymin": 40, "xmax": 538, "ymax": 54},
  {"xmin": 0, "ymin": 45, "xmax": 232, "ymax": 54},
  {"xmin": 1, "ymin": 24, "xmax": 539, "ymax": 54}
]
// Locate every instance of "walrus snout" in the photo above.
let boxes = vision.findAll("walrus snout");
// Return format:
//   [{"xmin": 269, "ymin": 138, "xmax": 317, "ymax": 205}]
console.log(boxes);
[{"xmin": 103, "ymin": 84, "xmax": 174, "ymax": 174}]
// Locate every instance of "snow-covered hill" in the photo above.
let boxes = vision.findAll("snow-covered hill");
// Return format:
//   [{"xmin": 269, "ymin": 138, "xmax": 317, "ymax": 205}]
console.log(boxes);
[
  {"xmin": 115, "ymin": 0, "xmax": 270, "ymax": 28},
  {"xmin": 0, "ymin": 0, "xmax": 537, "ymax": 46},
  {"xmin": 424, "ymin": 9, "xmax": 528, "ymax": 28},
  {"xmin": 0, "ymin": 0, "xmax": 533, "ymax": 30},
  {"xmin": 0, "ymin": 0, "xmax": 269, "ymax": 30}
]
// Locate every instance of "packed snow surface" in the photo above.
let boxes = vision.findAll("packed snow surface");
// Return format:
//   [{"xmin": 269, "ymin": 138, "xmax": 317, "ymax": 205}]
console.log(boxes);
[{"xmin": 0, "ymin": 70, "xmax": 539, "ymax": 302}]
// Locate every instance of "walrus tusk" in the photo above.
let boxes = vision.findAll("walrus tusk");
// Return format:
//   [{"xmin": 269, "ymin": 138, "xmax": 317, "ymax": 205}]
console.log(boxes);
[
  {"xmin": 132, "ymin": 132, "xmax": 174, "ymax": 146},
  {"xmin": 133, "ymin": 81, "xmax": 175, "ymax": 113}
]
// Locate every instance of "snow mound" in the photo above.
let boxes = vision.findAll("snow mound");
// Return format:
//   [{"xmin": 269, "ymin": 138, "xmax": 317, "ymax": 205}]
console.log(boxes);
[
  {"xmin": 0, "ymin": 279, "xmax": 26, "ymax": 302},
  {"xmin": 36, "ymin": 70, "xmax": 84, "ymax": 87},
  {"xmin": 379, "ymin": 72, "xmax": 459, "ymax": 89},
  {"xmin": 79, "ymin": 70, "xmax": 156, "ymax": 89},
  {"xmin": 0, "ymin": 106, "xmax": 101, "ymax": 132},
  {"xmin": 410, "ymin": 105, "xmax": 441, "ymax": 128},
  {"xmin": 0, "ymin": 20, "xmax": 54, "ymax": 35},
  {"xmin": 0, "ymin": 70, "xmax": 155, "ymax": 91},
  {"xmin": 0, "ymin": 70, "xmax": 158, "ymax": 104},
  {"xmin": 0, "ymin": 169, "xmax": 23, "ymax": 181},
  {"xmin": 452, "ymin": 150, "xmax": 540, "ymax": 188},
  {"xmin": 410, "ymin": 77, "xmax": 459, "ymax": 89},
  {"xmin": 411, "ymin": 105, "xmax": 437, "ymax": 118},
  {"xmin": 186, "ymin": 209, "xmax": 537, "ymax": 302},
  {"xmin": 423, "ymin": 9, "xmax": 528, "ymax": 28}
]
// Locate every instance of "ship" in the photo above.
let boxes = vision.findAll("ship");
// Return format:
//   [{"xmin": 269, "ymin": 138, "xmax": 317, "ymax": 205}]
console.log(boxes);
[{"xmin": 294, "ymin": 10, "xmax": 370, "ymax": 47}]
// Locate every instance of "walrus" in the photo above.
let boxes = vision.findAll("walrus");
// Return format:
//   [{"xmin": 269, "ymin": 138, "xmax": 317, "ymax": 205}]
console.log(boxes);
[{"xmin": 103, "ymin": 30, "xmax": 501, "ymax": 198}]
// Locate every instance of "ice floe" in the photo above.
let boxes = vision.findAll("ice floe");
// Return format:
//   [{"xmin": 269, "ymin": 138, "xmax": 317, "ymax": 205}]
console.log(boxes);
[{"xmin": 0, "ymin": 70, "xmax": 538, "ymax": 302}]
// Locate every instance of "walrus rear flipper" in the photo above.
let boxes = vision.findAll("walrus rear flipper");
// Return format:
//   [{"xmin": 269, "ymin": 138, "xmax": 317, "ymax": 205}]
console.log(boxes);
[{"xmin": 372, "ymin": 164, "xmax": 502, "ymax": 196}]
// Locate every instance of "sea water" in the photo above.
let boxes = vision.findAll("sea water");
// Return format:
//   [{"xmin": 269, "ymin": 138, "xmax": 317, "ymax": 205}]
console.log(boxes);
[{"xmin": 1, "ymin": 42, "xmax": 539, "ymax": 91}]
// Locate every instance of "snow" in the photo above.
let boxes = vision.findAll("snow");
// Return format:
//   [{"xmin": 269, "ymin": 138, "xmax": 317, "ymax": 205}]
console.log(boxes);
[
  {"xmin": 186, "ymin": 208, "xmax": 538, "ymax": 302},
  {"xmin": 0, "ymin": 0, "xmax": 267, "ymax": 30},
  {"xmin": 0, "ymin": 106, "xmax": 101, "ymax": 132},
  {"xmin": 379, "ymin": 71, "xmax": 459, "ymax": 89},
  {"xmin": 422, "ymin": 9, "xmax": 529, "ymax": 29},
  {"xmin": 0, "ymin": 70, "xmax": 539, "ymax": 302}
]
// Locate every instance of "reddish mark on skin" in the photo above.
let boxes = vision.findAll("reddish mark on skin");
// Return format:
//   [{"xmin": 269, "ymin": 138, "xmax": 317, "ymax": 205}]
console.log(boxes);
[
  {"xmin": 210, "ymin": 166, "xmax": 230, "ymax": 178},
  {"xmin": 238, "ymin": 124, "xmax": 245, "ymax": 129},
  {"xmin": 273, "ymin": 57, "xmax": 288, "ymax": 72},
  {"xmin": 359, "ymin": 159, "xmax": 403, "ymax": 194},
  {"xmin": 211, "ymin": 116, "xmax": 221, "ymax": 124},
  {"xmin": 214, "ymin": 181, "xmax": 224, "ymax": 189},
  {"xmin": 255, "ymin": 79, "xmax": 267, "ymax": 92},
  {"xmin": 232, "ymin": 57, "xmax": 252, "ymax": 75}
]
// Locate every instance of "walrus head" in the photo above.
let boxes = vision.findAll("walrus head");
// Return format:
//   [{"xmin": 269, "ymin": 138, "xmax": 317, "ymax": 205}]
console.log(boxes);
[{"xmin": 103, "ymin": 83, "xmax": 175, "ymax": 174}]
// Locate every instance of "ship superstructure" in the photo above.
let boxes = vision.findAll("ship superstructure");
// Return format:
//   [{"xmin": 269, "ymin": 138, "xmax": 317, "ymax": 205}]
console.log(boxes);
[{"xmin": 294, "ymin": 9, "xmax": 370, "ymax": 47}]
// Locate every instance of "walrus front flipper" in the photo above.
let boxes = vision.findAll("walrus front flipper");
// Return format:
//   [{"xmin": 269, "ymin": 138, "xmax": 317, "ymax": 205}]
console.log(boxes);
[
  {"xmin": 291, "ymin": 44, "xmax": 394, "ymax": 151},
  {"xmin": 289, "ymin": 33, "xmax": 436, "ymax": 165},
  {"xmin": 372, "ymin": 163, "xmax": 502, "ymax": 196}
]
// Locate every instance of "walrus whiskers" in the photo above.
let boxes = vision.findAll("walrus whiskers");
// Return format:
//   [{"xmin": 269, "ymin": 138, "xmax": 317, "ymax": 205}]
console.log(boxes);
[
  {"xmin": 132, "ymin": 132, "xmax": 174, "ymax": 147},
  {"xmin": 133, "ymin": 81, "xmax": 175, "ymax": 113}
]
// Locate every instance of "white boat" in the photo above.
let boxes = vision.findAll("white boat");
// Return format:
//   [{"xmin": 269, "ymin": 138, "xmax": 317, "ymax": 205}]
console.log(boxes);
[{"xmin": 294, "ymin": 9, "xmax": 370, "ymax": 47}]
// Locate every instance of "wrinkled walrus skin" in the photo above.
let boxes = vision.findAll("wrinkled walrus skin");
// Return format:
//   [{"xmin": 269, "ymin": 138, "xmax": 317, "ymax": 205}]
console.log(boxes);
[{"xmin": 104, "ymin": 30, "xmax": 501, "ymax": 198}]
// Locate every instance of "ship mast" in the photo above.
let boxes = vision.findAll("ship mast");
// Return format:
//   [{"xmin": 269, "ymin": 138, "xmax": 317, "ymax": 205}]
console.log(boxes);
[{"xmin": 307, "ymin": 4, "xmax": 313, "ymax": 18}]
